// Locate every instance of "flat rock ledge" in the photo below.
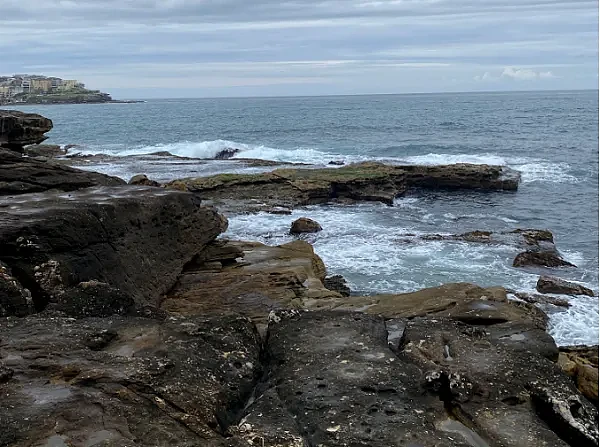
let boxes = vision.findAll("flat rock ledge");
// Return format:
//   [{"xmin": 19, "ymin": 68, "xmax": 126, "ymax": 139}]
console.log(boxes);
[
  {"xmin": 165, "ymin": 162, "xmax": 520, "ymax": 210},
  {"xmin": 0, "ymin": 148, "xmax": 125, "ymax": 195}
]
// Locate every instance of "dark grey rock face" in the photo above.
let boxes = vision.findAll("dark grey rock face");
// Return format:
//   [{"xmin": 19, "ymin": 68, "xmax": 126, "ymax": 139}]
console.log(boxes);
[
  {"xmin": 0, "ymin": 186, "xmax": 228, "ymax": 313},
  {"xmin": 0, "ymin": 313, "xmax": 262, "ymax": 447},
  {"xmin": 0, "ymin": 148, "xmax": 125, "ymax": 195},
  {"xmin": 0, "ymin": 110, "xmax": 53, "ymax": 151}
]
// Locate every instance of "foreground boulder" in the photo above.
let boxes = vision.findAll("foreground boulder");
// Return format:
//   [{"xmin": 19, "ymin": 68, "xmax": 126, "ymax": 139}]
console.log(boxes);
[
  {"xmin": 401, "ymin": 317, "xmax": 598, "ymax": 447},
  {"xmin": 0, "ymin": 313, "xmax": 262, "ymax": 446},
  {"xmin": 166, "ymin": 162, "xmax": 520, "ymax": 210},
  {"xmin": 0, "ymin": 186, "xmax": 227, "ymax": 314},
  {"xmin": 290, "ymin": 217, "xmax": 322, "ymax": 234},
  {"xmin": 0, "ymin": 110, "xmax": 53, "ymax": 151},
  {"xmin": 0, "ymin": 148, "xmax": 125, "ymax": 195},
  {"xmin": 537, "ymin": 276, "xmax": 595, "ymax": 296}
]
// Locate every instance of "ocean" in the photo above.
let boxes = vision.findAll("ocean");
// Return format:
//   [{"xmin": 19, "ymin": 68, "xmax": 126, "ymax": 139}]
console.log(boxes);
[{"xmin": 8, "ymin": 90, "xmax": 599, "ymax": 345}]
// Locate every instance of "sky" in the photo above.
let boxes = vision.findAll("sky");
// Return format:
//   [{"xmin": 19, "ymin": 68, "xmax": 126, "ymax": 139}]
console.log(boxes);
[{"xmin": 1, "ymin": 0, "xmax": 598, "ymax": 98}]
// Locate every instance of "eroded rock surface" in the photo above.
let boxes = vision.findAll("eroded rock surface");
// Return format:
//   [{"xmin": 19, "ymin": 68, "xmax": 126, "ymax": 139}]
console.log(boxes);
[
  {"xmin": 0, "ymin": 313, "xmax": 262, "ymax": 447},
  {"xmin": 290, "ymin": 216, "xmax": 322, "ymax": 234},
  {"xmin": 558, "ymin": 345, "xmax": 599, "ymax": 405},
  {"xmin": 0, "ymin": 186, "xmax": 227, "ymax": 313}
]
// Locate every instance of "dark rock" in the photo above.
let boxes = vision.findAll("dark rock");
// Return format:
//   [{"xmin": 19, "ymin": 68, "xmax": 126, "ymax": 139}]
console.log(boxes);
[
  {"xmin": 401, "ymin": 317, "xmax": 597, "ymax": 447},
  {"xmin": 248, "ymin": 311, "xmax": 471, "ymax": 446},
  {"xmin": 558, "ymin": 345, "xmax": 599, "ymax": 405},
  {"xmin": 328, "ymin": 160, "xmax": 345, "ymax": 165},
  {"xmin": 148, "ymin": 150, "xmax": 174, "ymax": 156},
  {"xmin": 23, "ymin": 144, "xmax": 67, "ymax": 158},
  {"xmin": 64, "ymin": 144, "xmax": 84, "ymax": 151},
  {"xmin": 0, "ymin": 313, "xmax": 262, "ymax": 446},
  {"xmin": 529, "ymin": 381, "xmax": 599, "ymax": 447},
  {"xmin": 0, "ymin": 365, "xmax": 14, "ymax": 383},
  {"xmin": 128, "ymin": 174, "xmax": 161, "ymax": 187},
  {"xmin": 0, "ymin": 110, "xmax": 53, "ymax": 151},
  {"xmin": 56, "ymin": 281, "xmax": 136, "ymax": 317},
  {"xmin": 514, "ymin": 291, "xmax": 571, "ymax": 308},
  {"xmin": 513, "ymin": 250, "xmax": 576, "ymax": 268},
  {"xmin": 324, "ymin": 274, "xmax": 351, "ymax": 296},
  {"xmin": 0, "ymin": 261, "xmax": 33, "ymax": 317},
  {"xmin": 0, "ymin": 148, "xmax": 125, "ymax": 195},
  {"xmin": 214, "ymin": 147, "xmax": 240, "ymax": 159},
  {"xmin": 0, "ymin": 186, "xmax": 227, "ymax": 312},
  {"xmin": 537, "ymin": 276, "xmax": 595, "ymax": 296},
  {"xmin": 290, "ymin": 217, "xmax": 323, "ymax": 234}
]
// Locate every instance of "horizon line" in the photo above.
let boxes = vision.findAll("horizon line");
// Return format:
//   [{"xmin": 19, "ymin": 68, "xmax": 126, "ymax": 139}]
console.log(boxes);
[{"xmin": 111, "ymin": 87, "xmax": 599, "ymax": 101}]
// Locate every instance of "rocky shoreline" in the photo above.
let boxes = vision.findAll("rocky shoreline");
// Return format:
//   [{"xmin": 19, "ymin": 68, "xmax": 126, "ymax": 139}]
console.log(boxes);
[{"xmin": 0, "ymin": 110, "xmax": 597, "ymax": 447}]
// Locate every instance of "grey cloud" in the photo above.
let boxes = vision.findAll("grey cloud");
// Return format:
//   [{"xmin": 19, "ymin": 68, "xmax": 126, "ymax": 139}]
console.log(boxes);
[{"xmin": 0, "ymin": 0, "xmax": 597, "ymax": 96}]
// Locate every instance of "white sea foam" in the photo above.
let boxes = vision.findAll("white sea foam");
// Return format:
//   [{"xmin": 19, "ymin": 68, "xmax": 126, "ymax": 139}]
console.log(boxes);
[
  {"xmin": 68, "ymin": 140, "xmax": 579, "ymax": 185},
  {"xmin": 512, "ymin": 162, "xmax": 579, "ymax": 184},
  {"xmin": 443, "ymin": 212, "xmax": 518, "ymax": 224},
  {"xmin": 224, "ymin": 202, "xmax": 598, "ymax": 346}
]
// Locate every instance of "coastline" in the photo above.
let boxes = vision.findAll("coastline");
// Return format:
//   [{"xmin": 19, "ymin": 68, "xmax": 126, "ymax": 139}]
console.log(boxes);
[{"xmin": 0, "ymin": 108, "xmax": 597, "ymax": 447}]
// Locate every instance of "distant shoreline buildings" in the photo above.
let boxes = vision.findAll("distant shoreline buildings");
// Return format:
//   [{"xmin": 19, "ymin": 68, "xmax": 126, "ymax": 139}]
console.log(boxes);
[{"xmin": 0, "ymin": 74, "xmax": 86, "ymax": 100}]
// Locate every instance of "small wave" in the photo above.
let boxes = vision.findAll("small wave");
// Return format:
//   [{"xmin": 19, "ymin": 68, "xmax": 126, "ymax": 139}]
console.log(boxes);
[
  {"xmin": 443, "ymin": 212, "xmax": 518, "ymax": 224},
  {"xmin": 513, "ymin": 162, "xmax": 579, "ymax": 184},
  {"xmin": 402, "ymin": 153, "xmax": 509, "ymax": 166}
]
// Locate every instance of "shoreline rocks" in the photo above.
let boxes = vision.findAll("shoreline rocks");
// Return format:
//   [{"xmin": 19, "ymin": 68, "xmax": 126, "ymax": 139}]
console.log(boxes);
[
  {"xmin": 0, "ymin": 148, "xmax": 125, "ymax": 195},
  {"xmin": 537, "ymin": 276, "xmax": 595, "ymax": 297},
  {"xmin": 0, "ymin": 186, "xmax": 227, "ymax": 314},
  {"xmin": 290, "ymin": 217, "xmax": 322, "ymax": 234},
  {"xmin": 165, "ymin": 162, "xmax": 520, "ymax": 210},
  {"xmin": 0, "ymin": 110, "xmax": 53, "ymax": 151}
]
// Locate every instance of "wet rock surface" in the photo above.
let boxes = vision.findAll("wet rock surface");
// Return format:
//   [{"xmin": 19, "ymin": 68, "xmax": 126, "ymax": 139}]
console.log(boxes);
[
  {"xmin": 23, "ymin": 143, "xmax": 67, "ymax": 158},
  {"xmin": 289, "ymin": 216, "xmax": 323, "ymax": 234},
  {"xmin": 0, "ymin": 110, "xmax": 53, "ymax": 151},
  {"xmin": 0, "ymin": 148, "xmax": 125, "ymax": 195},
  {"xmin": 0, "ymin": 186, "xmax": 227, "ymax": 312},
  {"xmin": 537, "ymin": 276, "xmax": 595, "ymax": 296}
]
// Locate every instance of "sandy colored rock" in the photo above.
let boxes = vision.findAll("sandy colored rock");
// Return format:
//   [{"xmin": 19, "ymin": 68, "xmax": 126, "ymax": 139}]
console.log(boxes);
[
  {"xmin": 558, "ymin": 345, "xmax": 599, "ymax": 405},
  {"xmin": 162, "ymin": 239, "xmax": 336, "ymax": 324},
  {"xmin": 128, "ymin": 174, "xmax": 161, "ymax": 187}
]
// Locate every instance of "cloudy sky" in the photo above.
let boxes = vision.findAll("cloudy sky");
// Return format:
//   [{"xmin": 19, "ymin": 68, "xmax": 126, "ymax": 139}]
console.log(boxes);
[{"xmin": 1, "ymin": 0, "xmax": 598, "ymax": 98}]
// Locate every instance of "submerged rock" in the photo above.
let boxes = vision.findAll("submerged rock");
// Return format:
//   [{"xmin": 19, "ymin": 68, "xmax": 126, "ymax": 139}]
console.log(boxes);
[
  {"xmin": 537, "ymin": 276, "xmax": 595, "ymax": 297},
  {"xmin": 214, "ymin": 147, "xmax": 240, "ymax": 159},
  {"xmin": 0, "ymin": 186, "xmax": 227, "ymax": 313},
  {"xmin": 290, "ymin": 217, "xmax": 322, "ymax": 234},
  {"xmin": 0, "ymin": 109, "xmax": 53, "ymax": 151}
]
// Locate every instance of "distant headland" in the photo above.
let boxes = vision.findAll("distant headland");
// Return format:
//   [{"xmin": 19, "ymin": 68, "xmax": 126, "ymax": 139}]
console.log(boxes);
[{"xmin": 0, "ymin": 74, "xmax": 143, "ymax": 105}]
